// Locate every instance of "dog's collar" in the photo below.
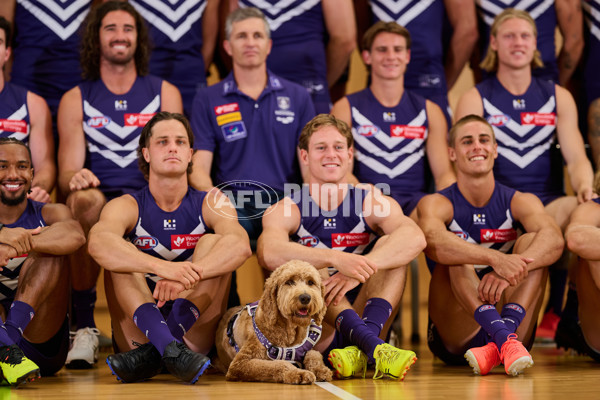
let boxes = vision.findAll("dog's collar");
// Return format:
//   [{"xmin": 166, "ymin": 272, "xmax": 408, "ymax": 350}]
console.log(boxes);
[{"xmin": 227, "ymin": 301, "xmax": 322, "ymax": 367}]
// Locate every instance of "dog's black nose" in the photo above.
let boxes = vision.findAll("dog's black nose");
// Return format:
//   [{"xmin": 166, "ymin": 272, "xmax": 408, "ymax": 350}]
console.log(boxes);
[{"xmin": 299, "ymin": 293, "xmax": 311, "ymax": 305}]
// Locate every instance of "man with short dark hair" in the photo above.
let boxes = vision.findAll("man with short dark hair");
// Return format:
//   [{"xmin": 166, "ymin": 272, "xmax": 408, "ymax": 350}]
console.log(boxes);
[
  {"xmin": 0, "ymin": 16, "xmax": 55, "ymax": 203},
  {"xmin": 418, "ymin": 115, "xmax": 563, "ymax": 376},
  {"xmin": 88, "ymin": 112, "xmax": 251, "ymax": 384},
  {"xmin": 331, "ymin": 21, "xmax": 455, "ymax": 220},
  {"xmin": 57, "ymin": 0, "xmax": 183, "ymax": 369},
  {"xmin": 190, "ymin": 7, "xmax": 315, "ymax": 240},
  {"xmin": 0, "ymin": 138, "xmax": 85, "ymax": 387}
]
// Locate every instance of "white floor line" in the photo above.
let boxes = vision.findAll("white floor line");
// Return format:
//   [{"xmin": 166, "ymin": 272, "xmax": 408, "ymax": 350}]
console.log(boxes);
[{"xmin": 315, "ymin": 382, "xmax": 362, "ymax": 400}]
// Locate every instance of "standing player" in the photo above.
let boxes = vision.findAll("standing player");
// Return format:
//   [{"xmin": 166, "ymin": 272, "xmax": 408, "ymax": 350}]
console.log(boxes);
[
  {"xmin": 355, "ymin": 0, "xmax": 478, "ymax": 125},
  {"xmin": 331, "ymin": 21, "xmax": 455, "ymax": 220},
  {"xmin": 475, "ymin": 0, "xmax": 583, "ymax": 85},
  {"xmin": 0, "ymin": 0, "xmax": 92, "ymax": 133},
  {"xmin": 0, "ymin": 17, "xmax": 55, "ymax": 203},
  {"xmin": 57, "ymin": 0, "xmax": 182, "ymax": 369},
  {"xmin": 258, "ymin": 114, "xmax": 426, "ymax": 380},
  {"xmin": 88, "ymin": 112, "xmax": 251, "ymax": 383},
  {"xmin": 0, "ymin": 138, "xmax": 85, "ymax": 387},
  {"xmin": 130, "ymin": 0, "xmax": 221, "ymax": 116},
  {"xmin": 418, "ymin": 115, "xmax": 563, "ymax": 375}
]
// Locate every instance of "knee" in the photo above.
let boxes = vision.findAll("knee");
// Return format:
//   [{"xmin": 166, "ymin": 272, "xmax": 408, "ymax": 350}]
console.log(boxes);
[{"xmin": 66, "ymin": 189, "xmax": 106, "ymax": 224}]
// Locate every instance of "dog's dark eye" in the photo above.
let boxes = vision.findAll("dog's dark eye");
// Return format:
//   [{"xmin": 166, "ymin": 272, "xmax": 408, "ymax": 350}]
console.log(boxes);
[
  {"xmin": 307, "ymin": 280, "xmax": 315, "ymax": 286},
  {"xmin": 285, "ymin": 280, "xmax": 295, "ymax": 286}
]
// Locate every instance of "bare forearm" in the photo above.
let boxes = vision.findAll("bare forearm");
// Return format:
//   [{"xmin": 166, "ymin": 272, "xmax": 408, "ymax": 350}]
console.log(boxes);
[
  {"xmin": 32, "ymin": 221, "xmax": 85, "ymax": 255},
  {"xmin": 195, "ymin": 233, "xmax": 251, "ymax": 279},
  {"xmin": 32, "ymin": 168, "xmax": 56, "ymax": 194},
  {"xmin": 258, "ymin": 238, "xmax": 335, "ymax": 272},
  {"xmin": 567, "ymin": 159, "xmax": 594, "ymax": 194},
  {"xmin": 326, "ymin": 41, "xmax": 355, "ymax": 87},
  {"xmin": 88, "ymin": 231, "xmax": 164, "ymax": 275},
  {"xmin": 518, "ymin": 229, "xmax": 564, "ymax": 270},
  {"xmin": 445, "ymin": 33, "xmax": 477, "ymax": 90},
  {"xmin": 425, "ymin": 231, "xmax": 497, "ymax": 267},
  {"xmin": 366, "ymin": 229, "xmax": 425, "ymax": 268}
]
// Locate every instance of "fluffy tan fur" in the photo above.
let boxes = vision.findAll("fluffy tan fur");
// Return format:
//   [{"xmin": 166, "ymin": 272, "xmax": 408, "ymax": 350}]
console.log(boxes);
[{"xmin": 215, "ymin": 260, "xmax": 332, "ymax": 384}]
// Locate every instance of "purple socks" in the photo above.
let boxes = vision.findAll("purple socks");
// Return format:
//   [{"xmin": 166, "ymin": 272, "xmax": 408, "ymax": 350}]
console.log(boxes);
[
  {"xmin": 5, "ymin": 301, "xmax": 35, "ymax": 343},
  {"xmin": 474, "ymin": 304, "xmax": 512, "ymax": 349},
  {"xmin": 501, "ymin": 303, "xmax": 526, "ymax": 333},
  {"xmin": 166, "ymin": 299, "xmax": 200, "ymax": 341},
  {"xmin": 133, "ymin": 303, "xmax": 176, "ymax": 355}
]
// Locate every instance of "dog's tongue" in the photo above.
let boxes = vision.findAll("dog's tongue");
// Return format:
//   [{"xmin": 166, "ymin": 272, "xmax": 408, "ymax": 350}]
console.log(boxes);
[{"xmin": 297, "ymin": 308, "xmax": 309, "ymax": 316}]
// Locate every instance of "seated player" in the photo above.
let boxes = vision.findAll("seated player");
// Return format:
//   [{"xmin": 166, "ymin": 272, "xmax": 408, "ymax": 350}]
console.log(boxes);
[
  {"xmin": 417, "ymin": 115, "xmax": 563, "ymax": 376},
  {"xmin": 0, "ymin": 138, "xmax": 85, "ymax": 386},
  {"xmin": 258, "ymin": 114, "xmax": 425, "ymax": 380},
  {"xmin": 87, "ymin": 112, "xmax": 251, "ymax": 383}
]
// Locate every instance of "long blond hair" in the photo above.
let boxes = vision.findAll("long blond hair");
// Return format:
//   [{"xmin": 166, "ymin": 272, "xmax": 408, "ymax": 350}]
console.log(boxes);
[{"xmin": 480, "ymin": 8, "xmax": 544, "ymax": 72}]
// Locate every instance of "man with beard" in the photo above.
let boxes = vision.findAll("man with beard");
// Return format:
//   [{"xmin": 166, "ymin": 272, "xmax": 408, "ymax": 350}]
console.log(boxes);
[
  {"xmin": 0, "ymin": 138, "xmax": 85, "ymax": 386},
  {"xmin": 57, "ymin": 0, "xmax": 182, "ymax": 369}
]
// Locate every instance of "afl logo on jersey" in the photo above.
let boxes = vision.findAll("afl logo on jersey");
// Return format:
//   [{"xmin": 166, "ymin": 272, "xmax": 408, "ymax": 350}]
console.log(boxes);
[
  {"xmin": 299, "ymin": 236, "xmax": 319, "ymax": 247},
  {"xmin": 357, "ymin": 125, "xmax": 378, "ymax": 137},
  {"xmin": 86, "ymin": 116, "xmax": 111, "ymax": 128},
  {"xmin": 487, "ymin": 114, "xmax": 510, "ymax": 127},
  {"xmin": 133, "ymin": 236, "xmax": 158, "ymax": 250}
]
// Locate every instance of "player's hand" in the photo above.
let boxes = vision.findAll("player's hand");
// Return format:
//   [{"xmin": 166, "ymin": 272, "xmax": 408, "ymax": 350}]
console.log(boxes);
[
  {"xmin": 158, "ymin": 261, "xmax": 202, "ymax": 289},
  {"xmin": 27, "ymin": 186, "xmax": 51, "ymax": 203},
  {"xmin": 323, "ymin": 273, "xmax": 360, "ymax": 306},
  {"xmin": 153, "ymin": 280, "xmax": 186, "ymax": 307},
  {"xmin": 0, "ymin": 244, "xmax": 18, "ymax": 269},
  {"xmin": 331, "ymin": 252, "xmax": 377, "ymax": 283},
  {"xmin": 490, "ymin": 253, "xmax": 531, "ymax": 286},
  {"xmin": 0, "ymin": 226, "xmax": 41, "ymax": 255},
  {"xmin": 577, "ymin": 186, "xmax": 596, "ymax": 203},
  {"xmin": 478, "ymin": 271, "xmax": 510, "ymax": 304},
  {"xmin": 68, "ymin": 168, "xmax": 101, "ymax": 191}
]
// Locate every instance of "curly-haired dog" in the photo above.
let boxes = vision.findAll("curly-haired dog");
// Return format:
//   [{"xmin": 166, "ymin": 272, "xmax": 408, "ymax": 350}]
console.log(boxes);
[{"xmin": 215, "ymin": 260, "xmax": 332, "ymax": 384}]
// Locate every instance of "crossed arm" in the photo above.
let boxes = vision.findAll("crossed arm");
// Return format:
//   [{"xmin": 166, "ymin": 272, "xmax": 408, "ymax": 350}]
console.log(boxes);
[{"xmin": 0, "ymin": 203, "xmax": 85, "ymax": 266}]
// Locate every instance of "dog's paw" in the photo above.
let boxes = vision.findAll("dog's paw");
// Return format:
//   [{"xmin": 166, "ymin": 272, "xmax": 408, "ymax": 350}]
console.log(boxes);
[
  {"xmin": 313, "ymin": 366, "xmax": 333, "ymax": 382},
  {"xmin": 283, "ymin": 369, "xmax": 316, "ymax": 385}
]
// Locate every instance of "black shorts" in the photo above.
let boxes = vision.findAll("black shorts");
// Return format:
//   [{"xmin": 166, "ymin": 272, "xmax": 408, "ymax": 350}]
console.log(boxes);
[
  {"xmin": 427, "ymin": 317, "xmax": 490, "ymax": 365},
  {"xmin": 19, "ymin": 316, "xmax": 70, "ymax": 376}
]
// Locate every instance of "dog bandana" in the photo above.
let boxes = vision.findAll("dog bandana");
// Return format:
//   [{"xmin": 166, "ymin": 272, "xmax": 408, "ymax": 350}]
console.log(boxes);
[{"xmin": 226, "ymin": 301, "xmax": 322, "ymax": 367}]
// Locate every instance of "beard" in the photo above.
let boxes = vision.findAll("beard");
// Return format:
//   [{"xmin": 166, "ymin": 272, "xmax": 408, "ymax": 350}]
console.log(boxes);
[{"xmin": 0, "ymin": 190, "xmax": 27, "ymax": 206}]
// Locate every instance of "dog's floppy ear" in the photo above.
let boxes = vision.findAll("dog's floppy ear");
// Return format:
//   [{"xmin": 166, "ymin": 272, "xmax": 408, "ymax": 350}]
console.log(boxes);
[
  {"xmin": 313, "ymin": 280, "xmax": 327, "ymax": 326},
  {"xmin": 260, "ymin": 271, "xmax": 280, "ymax": 328}
]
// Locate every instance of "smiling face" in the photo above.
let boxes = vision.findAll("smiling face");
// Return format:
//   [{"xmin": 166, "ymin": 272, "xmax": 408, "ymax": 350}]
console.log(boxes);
[
  {"xmin": 99, "ymin": 10, "xmax": 137, "ymax": 66},
  {"xmin": 0, "ymin": 143, "xmax": 33, "ymax": 207},
  {"xmin": 449, "ymin": 120, "xmax": 498, "ymax": 177},
  {"xmin": 300, "ymin": 126, "xmax": 353, "ymax": 185},
  {"xmin": 363, "ymin": 31, "xmax": 410, "ymax": 81},
  {"xmin": 142, "ymin": 119, "xmax": 194, "ymax": 178},
  {"xmin": 490, "ymin": 16, "xmax": 537, "ymax": 72}
]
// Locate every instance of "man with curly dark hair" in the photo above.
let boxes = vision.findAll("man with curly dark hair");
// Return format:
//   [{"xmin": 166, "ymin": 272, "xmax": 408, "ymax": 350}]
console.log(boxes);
[{"xmin": 56, "ymin": 0, "xmax": 182, "ymax": 370}]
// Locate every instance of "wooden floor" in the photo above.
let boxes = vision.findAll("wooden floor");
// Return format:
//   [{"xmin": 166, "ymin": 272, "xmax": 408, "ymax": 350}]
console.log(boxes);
[{"xmin": 6, "ymin": 260, "xmax": 599, "ymax": 400}]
